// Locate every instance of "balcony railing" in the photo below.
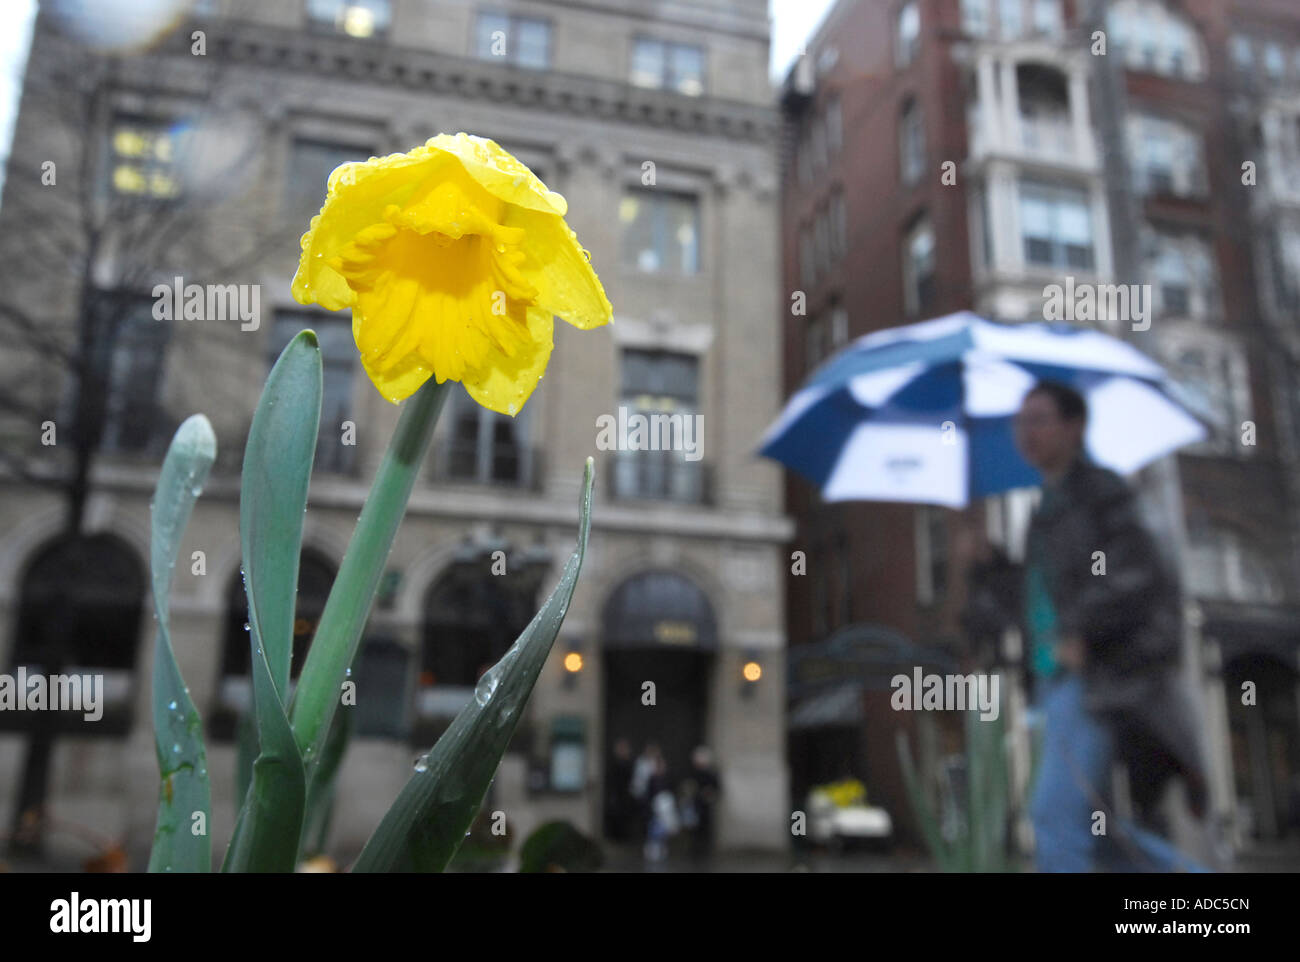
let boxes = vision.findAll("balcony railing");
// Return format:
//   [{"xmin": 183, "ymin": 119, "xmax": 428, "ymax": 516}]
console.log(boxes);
[{"xmin": 607, "ymin": 450, "xmax": 712, "ymax": 505}]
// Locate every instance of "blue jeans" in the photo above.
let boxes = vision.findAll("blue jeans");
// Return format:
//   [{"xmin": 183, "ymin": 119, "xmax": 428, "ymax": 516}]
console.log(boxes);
[{"xmin": 1029, "ymin": 673, "xmax": 1209, "ymax": 872}]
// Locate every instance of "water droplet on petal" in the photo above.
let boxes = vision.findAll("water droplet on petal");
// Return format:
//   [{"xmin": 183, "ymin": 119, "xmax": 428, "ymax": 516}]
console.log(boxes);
[
  {"xmin": 168, "ymin": 700, "xmax": 177, "ymax": 711},
  {"xmin": 243, "ymin": 622, "xmax": 250, "ymax": 632},
  {"xmin": 172, "ymin": 743, "xmax": 181, "ymax": 753},
  {"xmin": 345, "ymin": 667, "xmax": 352, "ymax": 678},
  {"xmin": 414, "ymin": 754, "xmax": 429, "ymax": 773}
]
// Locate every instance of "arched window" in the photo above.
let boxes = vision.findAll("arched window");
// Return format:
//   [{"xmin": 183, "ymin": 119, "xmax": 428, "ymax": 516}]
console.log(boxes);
[
  {"xmin": 211, "ymin": 548, "xmax": 336, "ymax": 739},
  {"xmin": 415, "ymin": 543, "xmax": 549, "ymax": 737},
  {"xmin": 7, "ymin": 533, "xmax": 145, "ymax": 734}
]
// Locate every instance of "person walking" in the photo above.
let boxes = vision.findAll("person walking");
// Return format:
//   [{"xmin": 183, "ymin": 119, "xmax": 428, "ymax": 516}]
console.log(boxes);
[
  {"xmin": 606, "ymin": 737, "xmax": 636, "ymax": 843},
  {"xmin": 1013, "ymin": 379, "xmax": 1210, "ymax": 872},
  {"xmin": 679, "ymin": 745, "xmax": 720, "ymax": 860}
]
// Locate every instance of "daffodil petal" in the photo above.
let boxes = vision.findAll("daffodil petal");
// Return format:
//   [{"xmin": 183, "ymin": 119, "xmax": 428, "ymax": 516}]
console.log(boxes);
[
  {"xmin": 508, "ymin": 209, "xmax": 613, "ymax": 331},
  {"xmin": 427, "ymin": 132, "xmax": 567, "ymax": 216},
  {"xmin": 292, "ymin": 148, "xmax": 461, "ymax": 310},
  {"xmin": 461, "ymin": 308, "xmax": 554, "ymax": 416},
  {"xmin": 352, "ymin": 309, "xmax": 433, "ymax": 403}
]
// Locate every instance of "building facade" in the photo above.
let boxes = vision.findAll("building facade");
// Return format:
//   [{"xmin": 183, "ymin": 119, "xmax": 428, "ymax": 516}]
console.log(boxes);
[
  {"xmin": 0, "ymin": 0, "xmax": 791, "ymax": 866},
  {"xmin": 780, "ymin": 0, "xmax": 1300, "ymax": 856}
]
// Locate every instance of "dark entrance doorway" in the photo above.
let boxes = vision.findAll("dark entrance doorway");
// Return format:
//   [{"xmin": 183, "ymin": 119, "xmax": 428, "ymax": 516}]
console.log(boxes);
[{"xmin": 599, "ymin": 571, "xmax": 717, "ymax": 842}]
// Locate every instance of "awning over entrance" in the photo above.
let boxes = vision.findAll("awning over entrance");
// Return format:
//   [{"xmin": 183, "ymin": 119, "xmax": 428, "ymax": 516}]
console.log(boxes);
[
  {"xmin": 602, "ymin": 570, "xmax": 718, "ymax": 651},
  {"xmin": 788, "ymin": 623, "xmax": 959, "ymax": 702}
]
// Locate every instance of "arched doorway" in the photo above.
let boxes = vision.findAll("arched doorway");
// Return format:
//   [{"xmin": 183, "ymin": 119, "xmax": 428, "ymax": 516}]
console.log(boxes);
[
  {"xmin": 6, "ymin": 532, "xmax": 145, "ymax": 853},
  {"xmin": 7, "ymin": 532, "xmax": 145, "ymax": 735},
  {"xmin": 211, "ymin": 547, "xmax": 336, "ymax": 740},
  {"xmin": 600, "ymin": 571, "xmax": 717, "ymax": 842}
]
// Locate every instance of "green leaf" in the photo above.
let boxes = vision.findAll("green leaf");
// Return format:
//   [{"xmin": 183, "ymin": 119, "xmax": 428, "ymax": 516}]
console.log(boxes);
[
  {"xmin": 240, "ymin": 330, "xmax": 321, "ymax": 696},
  {"xmin": 221, "ymin": 637, "xmax": 307, "ymax": 872},
  {"xmin": 299, "ymin": 684, "xmax": 354, "ymax": 860},
  {"xmin": 147, "ymin": 415, "xmax": 216, "ymax": 873},
  {"xmin": 290, "ymin": 377, "xmax": 452, "ymax": 778},
  {"xmin": 221, "ymin": 331, "xmax": 320, "ymax": 871},
  {"xmin": 896, "ymin": 730, "xmax": 956, "ymax": 872},
  {"xmin": 351, "ymin": 458, "xmax": 595, "ymax": 873}
]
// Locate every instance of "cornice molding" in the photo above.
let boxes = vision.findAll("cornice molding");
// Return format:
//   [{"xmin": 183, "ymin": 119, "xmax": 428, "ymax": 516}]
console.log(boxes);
[{"xmin": 178, "ymin": 20, "xmax": 779, "ymax": 146}]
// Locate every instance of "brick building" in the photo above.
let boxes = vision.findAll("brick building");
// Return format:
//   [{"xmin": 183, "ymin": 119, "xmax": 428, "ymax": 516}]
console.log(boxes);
[{"xmin": 780, "ymin": 0, "xmax": 1300, "ymax": 855}]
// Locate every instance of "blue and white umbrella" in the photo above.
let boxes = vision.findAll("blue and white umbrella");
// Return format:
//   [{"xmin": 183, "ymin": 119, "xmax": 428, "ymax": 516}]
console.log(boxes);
[{"xmin": 759, "ymin": 311, "xmax": 1209, "ymax": 508}]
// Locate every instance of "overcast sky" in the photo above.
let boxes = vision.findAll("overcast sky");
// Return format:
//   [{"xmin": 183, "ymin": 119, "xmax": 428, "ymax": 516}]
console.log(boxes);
[{"xmin": 0, "ymin": 0, "xmax": 837, "ymax": 200}]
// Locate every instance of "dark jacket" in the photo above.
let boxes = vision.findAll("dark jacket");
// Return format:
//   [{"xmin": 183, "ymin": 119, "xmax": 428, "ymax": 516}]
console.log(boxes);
[{"xmin": 1024, "ymin": 453, "xmax": 1208, "ymax": 817}]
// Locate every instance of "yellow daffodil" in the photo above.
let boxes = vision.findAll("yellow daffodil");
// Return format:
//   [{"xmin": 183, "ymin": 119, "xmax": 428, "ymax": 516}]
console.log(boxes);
[{"xmin": 291, "ymin": 133, "xmax": 612, "ymax": 415}]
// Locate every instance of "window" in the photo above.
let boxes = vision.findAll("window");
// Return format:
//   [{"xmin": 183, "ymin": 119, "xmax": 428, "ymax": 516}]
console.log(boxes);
[
  {"xmin": 109, "ymin": 116, "xmax": 186, "ymax": 198},
  {"xmin": 613, "ymin": 349, "xmax": 705, "ymax": 502},
  {"xmin": 306, "ymin": 0, "xmax": 390, "ymax": 39},
  {"xmin": 806, "ymin": 314, "xmax": 827, "ymax": 374},
  {"xmin": 896, "ymin": 2, "xmax": 920, "ymax": 68},
  {"xmin": 826, "ymin": 96, "xmax": 843, "ymax": 155},
  {"xmin": 285, "ymin": 139, "xmax": 372, "ymax": 215},
  {"xmin": 1127, "ymin": 114, "xmax": 1205, "ymax": 197},
  {"xmin": 1164, "ymin": 336, "xmax": 1251, "ymax": 456},
  {"xmin": 903, "ymin": 216, "xmax": 936, "ymax": 317},
  {"xmin": 620, "ymin": 189, "xmax": 699, "ymax": 275},
  {"xmin": 475, "ymin": 12, "xmax": 551, "ymax": 69},
  {"xmin": 1031, "ymin": 0, "xmax": 1062, "ymax": 37},
  {"xmin": 961, "ymin": 0, "xmax": 989, "ymax": 36},
  {"xmin": 1017, "ymin": 64, "xmax": 1070, "ymax": 159},
  {"xmin": 829, "ymin": 188, "xmax": 847, "ymax": 260},
  {"xmin": 814, "ymin": 204, "xmax": 831, "ymax": 275},
  {"xmin": 1108, "ymin": 1, "xmax": 1206, "ymax": 80},
  {"xmin": 1018, "ymin": 180, "xmax": 1094, "ymax": 270},
  {"xmin": 271, "ymin": 311, "xmax": 357, "ymax": 474},
  {"xmin": 101, "ymin": 297, "xmax": 170, "ymax": 454},
  {"xmin": 1270, "ymin": 223, "xmax": 1300, "ymax": 312},
  {"xmin": 631, "ymin": 38, "xmax": 705, "ymax": 95},
  {"xmin": 1187, "ymin": 525, "xmax": 1283, "ymax": 603},
  {"xmin": 915, "ymin": 506, "xmax": 948, "ymax": 605},
  {"xmin": 1263, "ymin": 42, "xmax": 1285, "ymax": 81},
  {"xmin": 998, "ymin": 0, "xmax": 1024, "ymax": 38},
  {"xmin": 1229, "ymin": 35, "xmax": 1253, "ymax": 73},
  {"xmin": 830, "ymin": 303, "xmax": 849, "ymax": 347},
  {"xmin": 433, "ymin": 384, "xmax": 535, "ymax": 486},
  {"xmin": 899, "ymin": 98, "xmax": 925, "ymax": 186},
  {"xmin": 1144, "ymin": 231, "xmax": 1216, "ymax": 320}
]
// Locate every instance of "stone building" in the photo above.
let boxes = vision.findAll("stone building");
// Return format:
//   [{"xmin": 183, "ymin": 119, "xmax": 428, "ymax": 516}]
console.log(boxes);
[{"xmin": 0, "ymin": 0, "xmax": 790, "ymax": 866}]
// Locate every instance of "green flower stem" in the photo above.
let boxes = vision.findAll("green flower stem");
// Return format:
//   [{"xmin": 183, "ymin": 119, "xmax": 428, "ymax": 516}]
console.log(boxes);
[{"xmin": 289, "ymin": 377, "xmax": 452, "ymax": 777}]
